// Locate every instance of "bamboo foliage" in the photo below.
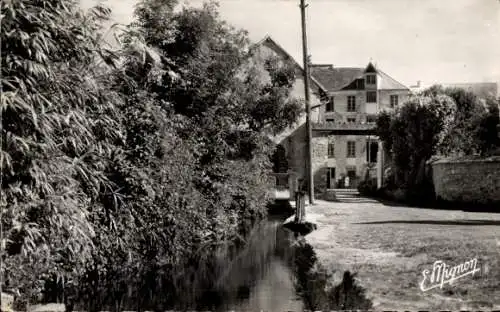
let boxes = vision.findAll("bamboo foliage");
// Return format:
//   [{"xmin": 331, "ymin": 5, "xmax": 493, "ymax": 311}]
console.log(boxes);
[{"xmin": 1, "ymin": 0, "xmax": 120, "ymax": 302}]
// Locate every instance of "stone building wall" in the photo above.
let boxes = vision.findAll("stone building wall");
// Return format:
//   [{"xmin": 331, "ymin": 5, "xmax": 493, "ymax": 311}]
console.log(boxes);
[
  {"xmin": 431, "ymin": 158, "xmax": 500, "ymax": 204},
  {"xmin": 309, "ymin": 133, "xmax": 374, "ymax": 196}
]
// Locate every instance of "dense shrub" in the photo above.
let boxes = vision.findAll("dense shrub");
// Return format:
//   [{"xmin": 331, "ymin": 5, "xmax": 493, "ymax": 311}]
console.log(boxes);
[
  {"xmin": 357, "ymin": 178, "xmax": 377, "ymax": 197},
  {"xmin": 290, "ymin": 240, "xmax": 372, "ymax": 311},
  {"xmin": 376, "ymin": 97, "xmax": 449, "ymax": 189}
]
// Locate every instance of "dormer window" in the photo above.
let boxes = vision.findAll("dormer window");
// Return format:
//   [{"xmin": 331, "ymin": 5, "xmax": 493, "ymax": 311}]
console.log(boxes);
[
  {"xmin": 356, "ymin": 79, "xmax": 365, "ymax": 89},
  {"xmin": 366, "ymin": 74, "xmax": 376, "ymax": 85}
]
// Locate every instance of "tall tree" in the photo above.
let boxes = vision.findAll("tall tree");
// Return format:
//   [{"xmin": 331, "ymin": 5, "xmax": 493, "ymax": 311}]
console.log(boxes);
[{"xmin": 376, "ymin": 95, "xmax": 454, "ymax": 188}]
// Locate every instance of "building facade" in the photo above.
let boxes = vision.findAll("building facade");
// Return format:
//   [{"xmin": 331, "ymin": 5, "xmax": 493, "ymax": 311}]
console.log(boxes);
[
  {"xmin": 252, "ymin": 36, "xmax": 326, "ymax": 189},
  {"xmin": 310, "ymin": 63, "xmax": 411, "ymax": 192},
  {"xmin": 255, "ymin": 36, "xmax": 411, "ymax": 197}
]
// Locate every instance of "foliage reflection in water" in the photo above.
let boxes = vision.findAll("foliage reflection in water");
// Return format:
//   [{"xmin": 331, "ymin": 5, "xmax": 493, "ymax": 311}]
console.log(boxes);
[
  {"xmin": 198, "ymin": 218, "xmax": 303, "ymax": 312},
  {"xmin": 65, "ymin": 215, "xmax": 372, "ymax": 311},
  {"xmin": 195, "ymin": 215, "xmax": 373, "ymax": 312}
]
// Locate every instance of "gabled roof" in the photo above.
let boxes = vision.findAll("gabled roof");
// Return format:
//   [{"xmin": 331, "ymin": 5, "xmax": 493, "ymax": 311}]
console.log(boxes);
[
  {"xmin": 252, "ymin": 37, "xmax": 410, "ymax": 94},
  {"xmin": 253, "ymin": 35, "xmax": 328, "ymax": 94},
  {"xmin": 310, "ymin": 65, "xmax": 364, "ymax": 91},
  {"xmin": 310, "ymin": 63, "xmax": 409, "ymax": 92},
  {"xmin": 364, "ymin": 62, "xmax": 377, "ymax": 73},
  {"xmin": 377, "ymin": 69, "xmax": 409, "ymax": 90}
]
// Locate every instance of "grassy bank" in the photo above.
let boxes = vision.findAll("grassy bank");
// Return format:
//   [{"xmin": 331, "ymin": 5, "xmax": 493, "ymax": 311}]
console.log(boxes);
[{"xmin": 303, "ymin": 200, "xmax": 500, "ymax": 311}]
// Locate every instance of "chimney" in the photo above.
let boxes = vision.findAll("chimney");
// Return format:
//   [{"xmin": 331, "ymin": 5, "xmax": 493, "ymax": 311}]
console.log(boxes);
[{"xmin": 410, "ymin": 80, "xmax": 422, "ymax": 89}]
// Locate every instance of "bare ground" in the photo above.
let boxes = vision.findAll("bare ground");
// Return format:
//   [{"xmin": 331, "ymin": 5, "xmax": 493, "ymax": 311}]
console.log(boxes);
[{"xmin": 302, "ymin": 199, "xmax": 500, "ymax": 311}]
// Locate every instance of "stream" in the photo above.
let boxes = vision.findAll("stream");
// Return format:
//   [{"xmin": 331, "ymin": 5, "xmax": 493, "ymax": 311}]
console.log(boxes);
[
  {"xmin": 194, "ymin": 213, "xmax": 372, "ymax": 311},
  {"xmin": 206, "ymin": 217, "xmax": 303, "ymax": 311},
  {"xmin": 63, "ymin": 211, "xmax": 372, "ymax": 311}
]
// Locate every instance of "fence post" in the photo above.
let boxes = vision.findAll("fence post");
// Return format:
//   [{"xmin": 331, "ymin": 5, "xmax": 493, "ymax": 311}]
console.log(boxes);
[
  {"xmin": 300, "ymin": 191, "xmax": 306, "ymax": 222},
  {"xmin": 294, "ymin": 192, "xmax": 300, "ymax": 223}
]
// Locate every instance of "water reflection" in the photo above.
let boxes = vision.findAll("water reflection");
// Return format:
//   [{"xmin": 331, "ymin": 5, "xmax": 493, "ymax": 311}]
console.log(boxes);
[
  {"xmin": 202, "ymin": 219, "xmax": 303, "ymax": 312},
  {"xmin": 66, "ymin": 212, "xmax": 372, "ymax": 311},
  {"xmin": 198, "ymin": 215, "xmax": 372, "ymax": 312}
]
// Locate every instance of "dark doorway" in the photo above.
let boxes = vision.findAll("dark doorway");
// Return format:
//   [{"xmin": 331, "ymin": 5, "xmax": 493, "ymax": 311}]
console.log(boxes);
[
  {"xmin": 366, "ymin": 141, "xmax": 378, "ymax": 163},
  {"xmin": 271, "ymin": 144, "xmax": 288, "ymax": 173},
  {"xmin": 346, "ymin": 167, "xmax": 357, "ymax": 188},
  {"xmin": 326, "ymin": 167, "xmax": 336, "ymax": 189}
]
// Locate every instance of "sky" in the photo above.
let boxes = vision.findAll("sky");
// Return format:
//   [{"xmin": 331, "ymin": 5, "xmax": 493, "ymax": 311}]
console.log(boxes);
[{"xmin": 83, "ymin": 0, "xmax": 500, "ymax": 88}]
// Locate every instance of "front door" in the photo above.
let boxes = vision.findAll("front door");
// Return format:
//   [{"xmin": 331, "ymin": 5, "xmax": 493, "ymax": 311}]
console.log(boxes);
[
  {"xmin": 326, "ymin": 167, "xmax": 336, "ymax": 189},
  {"xmin": 346, "ymin": 167, "xmax": 357, "ymax": 188}
]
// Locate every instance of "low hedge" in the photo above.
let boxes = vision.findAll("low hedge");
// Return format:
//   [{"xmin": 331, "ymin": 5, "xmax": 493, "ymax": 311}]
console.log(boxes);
[{"xmin": 357, "ymin": 178, "xmax": 378, "ymax": 197}]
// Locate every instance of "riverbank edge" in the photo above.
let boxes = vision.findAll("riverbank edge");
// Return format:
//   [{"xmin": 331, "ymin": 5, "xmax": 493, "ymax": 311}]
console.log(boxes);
[
  {"xmin": 288, "ymin": 200, "xmax": 401, "ymax": 310},
  {"xmin": 282, "ymin": 201, "xmax": 374, "ymax": 311}
]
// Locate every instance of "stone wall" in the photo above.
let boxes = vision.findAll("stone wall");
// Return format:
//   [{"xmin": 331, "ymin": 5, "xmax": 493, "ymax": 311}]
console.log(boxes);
[
  {"xmin": 2, "ymin": 292, "xmax": 14, "ymax": 312},
  {"xmin": 283, "ymin": 129, "xmax": 380, "ymax": 198},
  {"xmin": 311, "ymin": 135, "xmax": 328, "ymax": 196},
  {"xmin": 431, "ymin": 158, "xmax": 500, "ymax": 204},
  {"xmin": 0, "ymin": 295, "xmax": 66, "ymax": 312}
]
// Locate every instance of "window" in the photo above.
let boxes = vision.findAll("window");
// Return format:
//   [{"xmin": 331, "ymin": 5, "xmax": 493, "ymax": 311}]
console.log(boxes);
[
  {"xmin": 356, "ymin": 79, "xmax": 365, "ymax": 89},
  {"xmin": 347, "ymin": 141, "xmax": 356, "ymax": 158},
  {"xmin": 366, "ymin": 91, "xmax": 377, "ymax": 103},
  {"xmin": 347, "ymin": 117, "xmax": 356, "ymax": 123},
  {"xmin": 366, "ymin": 74, "xmax": 376, "ymax": 85},
  {"xmin": 366, "ymin": 115, "xmax": 377, "ymax": 123},
  {"xmin": 347, "ymin": 96, "xmax": 356, "ymax": 112},
  {"xmin": 326, "ymin": 96, "xmax": 335, "ymax": 112},
  {"xmin": 328, "ymin": 142, "xmax": 335, "ymax": 158},
  {"xmin": 390, "ymin": 95, "xmax": 399, "ymax": 107},
  {"xmin": 326, "ymin": 118, "xmax": 335, "ymax": 123}
]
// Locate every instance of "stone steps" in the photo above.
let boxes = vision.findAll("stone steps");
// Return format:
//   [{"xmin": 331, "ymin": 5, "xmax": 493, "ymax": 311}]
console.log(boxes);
[
  {"xmin": 330, "ymin": 188, "xmax": 360, "ymax": 194},
  {"xmin": 327, "ymin": 189, "xmax": 380, "ymax": 204}
]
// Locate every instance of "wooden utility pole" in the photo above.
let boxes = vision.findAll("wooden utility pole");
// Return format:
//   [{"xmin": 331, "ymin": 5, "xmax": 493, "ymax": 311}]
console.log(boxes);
[{"xmin": 300, "ymin": 0, "xmax": 314, "ymax": 204}]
